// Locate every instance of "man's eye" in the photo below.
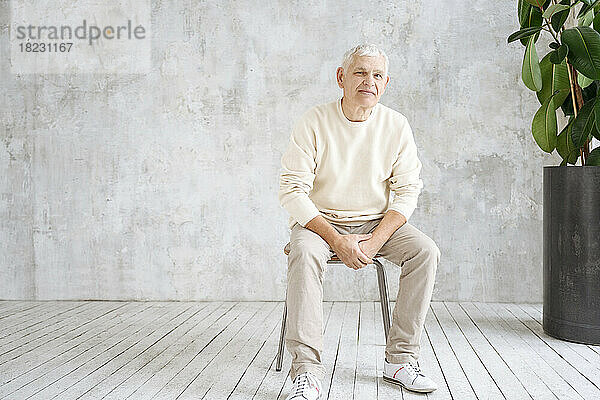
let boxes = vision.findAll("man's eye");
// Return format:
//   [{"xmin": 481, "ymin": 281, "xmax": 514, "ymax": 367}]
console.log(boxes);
[{"xmin": 375, "ymin": 74, "xmax": 381, "ymax": 78}]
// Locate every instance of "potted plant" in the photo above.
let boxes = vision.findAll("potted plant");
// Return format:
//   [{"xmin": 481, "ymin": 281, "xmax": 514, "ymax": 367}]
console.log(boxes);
[{"xmin": 508, "ymin": 0, "xmax": 600, "ymax": 345}]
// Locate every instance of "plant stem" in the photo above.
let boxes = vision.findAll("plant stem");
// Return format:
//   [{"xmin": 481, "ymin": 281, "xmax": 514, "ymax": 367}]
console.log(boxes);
[
  {"xmin": 566, "ymin": 61, "xmax": 591, "ymax": 165},
  {"xmin": 572, "ymin": 68, "xmax": 590, "ymax": 164},
  {"xmin": 542, "ymin": 20, "xmax": 560, "ymax": 43},
  {"xmin": 560, "ymin": 2, "xmax": 590, "ymax": 166}
]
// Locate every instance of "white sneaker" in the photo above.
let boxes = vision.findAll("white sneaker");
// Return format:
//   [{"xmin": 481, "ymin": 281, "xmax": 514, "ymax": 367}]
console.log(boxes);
[
  {"xmin": 383, "ymin": 358, "xmax": 438, "ymax": 393},
  {"xmin": 285, "ymin": 371, "xmax": 323, "ymax": 400}
]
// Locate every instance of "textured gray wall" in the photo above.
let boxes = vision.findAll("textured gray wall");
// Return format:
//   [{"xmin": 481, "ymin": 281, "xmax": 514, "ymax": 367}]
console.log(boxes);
[{"xmin": 2, "ymin": 1, "xmax": 589, "ymax": 301}]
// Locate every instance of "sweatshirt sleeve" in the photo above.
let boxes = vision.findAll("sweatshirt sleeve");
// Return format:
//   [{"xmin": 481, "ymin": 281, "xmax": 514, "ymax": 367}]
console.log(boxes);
[
  {"xmin": 387, "ymin": 117, "xmax": 424, "ymax": 221},
  {"xmin": 278, "ymin": 115, "xmax": 321, "ymax": 227}
]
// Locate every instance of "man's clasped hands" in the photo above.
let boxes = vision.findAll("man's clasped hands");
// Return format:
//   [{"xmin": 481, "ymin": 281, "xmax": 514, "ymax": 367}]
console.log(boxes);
[{"xmin": 331, "ymin": 233, "xmax": 382, "ymax": 270}]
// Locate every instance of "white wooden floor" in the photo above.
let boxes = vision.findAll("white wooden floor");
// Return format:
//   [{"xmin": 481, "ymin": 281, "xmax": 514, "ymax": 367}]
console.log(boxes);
[{"xmin": 0, "ymin": 301, "xmax": 599, "ymax": 400}]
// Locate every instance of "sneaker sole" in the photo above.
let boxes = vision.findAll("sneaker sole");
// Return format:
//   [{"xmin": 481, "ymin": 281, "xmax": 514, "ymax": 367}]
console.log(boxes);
[{"xmin": 382, "ymin": 374, "xmax": 437, "ymax": 393}]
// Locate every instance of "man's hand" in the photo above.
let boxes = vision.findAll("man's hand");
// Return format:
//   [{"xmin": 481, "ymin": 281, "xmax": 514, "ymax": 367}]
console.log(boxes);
[
  {"xmin": 332, "ymin": 233, "xmax": 374, "ymax": 270},
  {"xmin": 358, "ymin": 238, "xmax": 382, "ymax": 260}
]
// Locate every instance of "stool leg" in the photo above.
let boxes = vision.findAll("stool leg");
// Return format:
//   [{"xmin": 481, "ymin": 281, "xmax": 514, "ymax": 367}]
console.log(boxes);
[
  {"xmin": 374, "ymin": 259, "xmax": 391, "ymax": 341},
  {"xmin": 276, "ymin": 297, "xmax": 287, "ymax": 371}
]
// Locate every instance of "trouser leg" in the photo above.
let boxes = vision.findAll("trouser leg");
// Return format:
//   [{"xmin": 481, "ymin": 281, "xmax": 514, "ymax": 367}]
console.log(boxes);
[
  {"xmin": 285, "ymin": 222, "xmax": 334, "ymax": 383},
  {"xmin": 377, "ymin": 222, "xmax": 441, "ymax": 364}
]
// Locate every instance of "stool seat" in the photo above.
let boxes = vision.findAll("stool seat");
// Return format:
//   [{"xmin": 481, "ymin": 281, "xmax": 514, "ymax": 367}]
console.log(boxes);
[{"xmin": 283, "ymin": 242, "xmax": 384, "ymax": 262}]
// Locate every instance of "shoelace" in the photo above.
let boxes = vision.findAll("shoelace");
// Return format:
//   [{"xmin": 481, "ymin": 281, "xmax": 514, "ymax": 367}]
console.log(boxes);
[
  {"xmin": 291, "ymin": 373, "xmax": 316, "ymax": 397},
  {"xmin": 405, "ymin": 362, "xmax": 425, "ymax": 378}
]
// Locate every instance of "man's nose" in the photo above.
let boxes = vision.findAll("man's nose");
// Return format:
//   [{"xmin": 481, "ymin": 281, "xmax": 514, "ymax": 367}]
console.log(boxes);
[{"xmin": 363, "ymin": 75, "xmax": 375, "ymax": 86}]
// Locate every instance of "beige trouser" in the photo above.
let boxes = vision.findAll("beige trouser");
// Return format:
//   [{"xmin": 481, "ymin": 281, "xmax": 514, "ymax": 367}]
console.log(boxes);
[{"xmin": 285, "ymin": 218, "xmax": 440, "ymax": 383}]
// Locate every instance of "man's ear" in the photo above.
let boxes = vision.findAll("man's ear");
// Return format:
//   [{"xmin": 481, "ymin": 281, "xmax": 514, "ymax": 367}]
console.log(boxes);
[{"xmin": 336, "ymin": 67, "xmax": 344, "ymax": 89}]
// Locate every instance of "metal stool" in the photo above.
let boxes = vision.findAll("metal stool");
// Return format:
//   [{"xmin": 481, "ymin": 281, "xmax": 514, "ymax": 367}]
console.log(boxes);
[{"xmin": 276, "ymin": 242, "xmax": 392, "ymax": 372}]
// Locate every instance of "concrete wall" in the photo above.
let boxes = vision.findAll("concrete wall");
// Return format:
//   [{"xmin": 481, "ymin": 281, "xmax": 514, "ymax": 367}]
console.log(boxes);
[{"xmin": 2, "ymin": 1, "xmax": 591, "ymax": 301}]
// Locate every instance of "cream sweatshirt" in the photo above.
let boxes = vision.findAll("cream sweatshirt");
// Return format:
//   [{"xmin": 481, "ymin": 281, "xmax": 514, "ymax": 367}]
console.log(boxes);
[{"xmin": 278, "ymin": 97, "xmax": 424, "ymax": 229}]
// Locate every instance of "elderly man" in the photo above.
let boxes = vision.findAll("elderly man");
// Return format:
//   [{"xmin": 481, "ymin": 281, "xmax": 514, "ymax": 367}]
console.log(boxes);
[{"xmin": 278, "ymin": 43, "xmax": 440, "ymax": 399}]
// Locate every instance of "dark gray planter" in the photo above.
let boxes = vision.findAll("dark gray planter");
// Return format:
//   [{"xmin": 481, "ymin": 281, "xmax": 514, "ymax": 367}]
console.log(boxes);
[{"xmin": 543, "ymin": 166, "xmax": 600, "ymax": 345}]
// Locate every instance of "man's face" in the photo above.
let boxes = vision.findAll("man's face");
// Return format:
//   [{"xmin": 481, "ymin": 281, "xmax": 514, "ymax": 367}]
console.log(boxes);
[{"xmin": 336, "ymin": 54, "xmax": 389, "ymax": 108}]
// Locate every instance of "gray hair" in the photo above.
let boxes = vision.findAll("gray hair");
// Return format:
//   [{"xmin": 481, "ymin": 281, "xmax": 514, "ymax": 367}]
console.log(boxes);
[{"xmin": 341, "ymin": 43, "xmax": 389, "ymax": 77}]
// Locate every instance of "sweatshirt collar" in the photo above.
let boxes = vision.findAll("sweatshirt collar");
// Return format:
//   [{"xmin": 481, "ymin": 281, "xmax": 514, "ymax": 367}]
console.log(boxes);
[{"xmin": 336, "ymin": 97, "xmax": 379, "ymax": 128}]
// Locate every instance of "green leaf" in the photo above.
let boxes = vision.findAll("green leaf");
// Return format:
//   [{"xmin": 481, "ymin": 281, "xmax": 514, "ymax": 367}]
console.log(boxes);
[
  {"xmin": 537, "ymin": 54, "xmax": 570, "ymax": 107},
  {"xmin": 552, "ymin": 0, "xmax": 571, "ymax": 32},
  {"xmin": 520, "ymin": 6, "xmax": 544, "ymax": 45},
  {"xmin": 543, "ymin": 4, "xmax": 570, "ymax": 18},
  {"xmin": 595, "ymin": 96, "xmax": 600, "ymax": 132},
  {"xmin": 595, "ymin": 10, "xmax": 600, "ymax": 33},
  {"xmin": 579, "ymin": 8, "xmax": 595, "ymax": 27},
  {"xmin": 559, "ymin": 78, "xmax": 599, "ymax": 118},
  {"xmin": 586, "ymin": 146, "xmax": 600, "ymax": 165},
  {"xmin": 578, "ymin": 3, "xmax": 595, "ymax": 18},
  {"xmin": 525, "ymin": 0, "xmax": 545, "ymax": 8},
  {"xmin": 580, "ymin": 0, "xmax": 600, "ymax": 9},
  {"xmin": 508, "ymin": 26, "xmax": 543, "ymax": 43},
  {"xmin": 549, "ymin": 43, "xmax": 569, "ymax": 64},
  {"xmin": 571, "ymin": 99, "xmax": 597, "ymax": 147},
  {"xmin": 556, "ymin": 118, "xmax": 579, "ymax": 164},
  {"xmin": 561, "ymin": 91, "xmax": 575, "ymax": 115},
  {"xmin": 577, "ymin": 72, "xmax": 594, "ymax": 87},
  {"xmin": 593, "ymin": 121, "xmax": 600, "ymax": 140},
  {"xmin": 523, "ymin": 36, "xmax": 543, "ymax": 91},
  {"xmin": 519, "ymin": 0, "xmax": 532, "ymax": 27},
  {"xmin": 532, "ymin": 93, "xmax": 559, "ymax": 152},
  {"xmin": 561, "ymin": 26, "xmax": 600, "ymax": 79}
]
